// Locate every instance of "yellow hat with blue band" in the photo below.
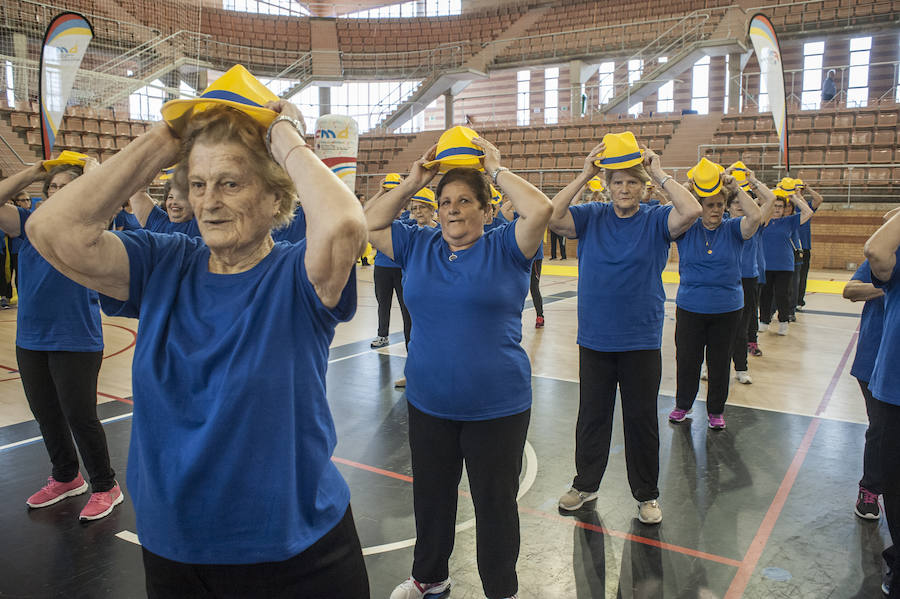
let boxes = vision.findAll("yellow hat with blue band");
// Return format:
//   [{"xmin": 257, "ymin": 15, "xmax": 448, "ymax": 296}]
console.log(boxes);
[
  {"xmin": 490, "ymin": 185, "xmax": 502, "ymax": 205},
  {"xmin": 161, "ymin": 64, "xmax": 279, "ymax": 134},
  {"xmin": 779, "ymin": 177, "xmax": 799, "ymax": 192},
  {"xmin": 423, "ymin": 126, "xmax": 484, "ymax": 173},
  {"xmin": 159, "ymin": 165, "xmax": 177, "ymax": 180},
  {"xmin": 382, "ymin": 173, "xmax": 402, "ymax": 190},
  {"xmin": 773, "ymin": 186, "xmax": 793, "ymax": 198},
  {"xmin": 410, "ymin": 187, "xmax": 436, "ymax": 208},
  {"xmin": 687, "ymin": 158, "xmax": 725, "ymax": 197},
  {"xmin": 593, "ymin": 131, "xmax": 644, "ymax": 169},
  {"xmin": 793, "ymin": 178, "xmax": 805, "ymax": 189},
  {"xmin": 43, "ymin": 150, "xmax": 88, "ymax": 171},
  {"xmin": 728, "ymin": 161, "xmax": 752, "ymax": 191},
  {"xmin": 588, "ymin": 176, "xmax": 605, "ymax": 192}
]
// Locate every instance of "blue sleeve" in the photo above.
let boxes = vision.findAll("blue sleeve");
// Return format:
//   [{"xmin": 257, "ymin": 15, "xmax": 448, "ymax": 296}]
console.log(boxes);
[
  {"xmin": 294, "ymin": 241, "xmax": 356, "ymax": 324},
  {"xmin": 17, "ymin": 206, "xmax": 29, "ymax": 241},
  {"xmin": 569, "ymin": 202, "xmax": 599, "ymax": 239},
  {"xmin": 272, "ymin": 209, "xmax": 306, "ymax": 243},
  {"xmin": 728, "ymin": 216, "xmax": 745, "ymax": 241},
  {"xmin": 145, "ymin": 206, "xmax": 170, "ymax": 232},
  {"xmin": 851, "ymin": 260, "xmax": 872, "ymax": 284},
  {"xmin": 389, "ymin": 221, "xmax": 419, "ymax": 269},
  {"xmin": 789, "ymin": 212, "xmax": 802, "ymax": 234},
  {"xmin": 872, "ymin": 249, "xmax": 900, "ymax": 289},
  {"xmin": 654, "ymin": 204, "xmax": 675, "ymax": 243},
  {"xmin": 504, "ymin": 219, "xmax": 533, "ymax": 269}
]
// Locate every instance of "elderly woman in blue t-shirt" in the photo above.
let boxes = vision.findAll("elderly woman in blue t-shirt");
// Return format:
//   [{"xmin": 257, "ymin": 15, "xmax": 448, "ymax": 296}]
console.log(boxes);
[
  {"xmin": 549, "ymin": 136, "xmax": 701, "ymax": 525},
  {"xmin": 0, "ymin": 159, "xmax": 119, "ymax": 523},
  {"xmin": 366, "ymin": 138, "xmax": 551, "ymax": 599},
  {"xmin": 666, "ymin": 160, "xmax": 762, "ymax": 430},
  {"xmin": 25, "ymin": 99, "xmax": 371, "ymax": 597}
]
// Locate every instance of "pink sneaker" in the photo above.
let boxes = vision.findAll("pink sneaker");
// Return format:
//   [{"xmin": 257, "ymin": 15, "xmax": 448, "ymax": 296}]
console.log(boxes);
[
  {"xmin": 708, "ymin": 414, "xmax": 726, "ymax": 430},
  {"xmin": 668, "ymin": 408, "xmax": 690, "ymax": 423},
  {"xmin": 26, "ymin": 474, "xmax": 88, "ymax": 508},
  {"xmin": 79, "ymin": 483, "xmax": 124, "ymax": 521}
]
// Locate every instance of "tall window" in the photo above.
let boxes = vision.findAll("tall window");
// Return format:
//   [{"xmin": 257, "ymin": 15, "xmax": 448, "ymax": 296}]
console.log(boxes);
[
  {"xmin": 758, "ymin": 56, "xmax": 769, "ymax": 112},
  {"xmin": 544, "ymin": 67, "xmax": 559, "ymax": 125},
  {"xmin": 290, "ymin": 85, "xmax": 319, "ymax": 133},
  {"xmin": 801, "ymin": 41, "xmax": 825, "ymax": 110},
  {"xmin": 847, "ymin": 36, "xmax": 871, "ymax": 108},
  {"xmin": 344, "ymin": 0, "xmax": 461, "ymax": 17},
  {"xmin": 129, "ymin": 80, "xmax": 166, "ymax": 121},
  {"xmin": 223, "ymin": 0, "xmax": 309, "ymax": 16},
  {"xmin": 657, "ymin": 57, "xmax": 673, "ymax": 113},
  {"xmin": 597, "ymin": 61, "xmax": 614, "ymax": 106},
  {"xmin": 517, "ymin": 70, "xmax": 530, "ymax": 126},
  {"xmin": 628, "ymin": 59, "xmax": 643, "ymax": 116},
  {"xmin": 5, "ymin": 60, "xmax": 15, "ymax": 107},
  {"xmin": 897, "ymin": 37, "xmax": 900, "ymax": 102},
  {"xmin": 329, "ymin": 80, "xmax": 423, "ymax": 133},
  {"xmin": 690, "ymin": 56, "xmax": 709, "ymax": 115},
  {"xmin": 723, "ymin": 54, "xmax": 729, "ymax": 114}
]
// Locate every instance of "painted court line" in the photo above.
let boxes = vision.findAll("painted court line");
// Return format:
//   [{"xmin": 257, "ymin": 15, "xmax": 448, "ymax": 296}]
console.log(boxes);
[{"xmin": 0, "ymin": 411, "xmax": 134, "ymax": 453}]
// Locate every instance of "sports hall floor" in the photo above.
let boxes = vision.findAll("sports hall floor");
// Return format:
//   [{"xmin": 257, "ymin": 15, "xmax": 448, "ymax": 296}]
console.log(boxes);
[{"xmin": 0, "ymin": 263, "xmax": 891, "ymax": 598}]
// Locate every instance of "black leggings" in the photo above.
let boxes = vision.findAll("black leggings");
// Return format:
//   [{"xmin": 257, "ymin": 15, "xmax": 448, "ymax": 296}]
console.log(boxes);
[
  {"xmin": 531, "ymin": 259, "xmax": 543, "ymax": 317},
  {"xmin": 675, "ymin": 307, "xmax": 742, "ymax": 415},
  {"xmin": 549, "ymin": 232, "xmax": 567, "ymax": 259},
  {"xmin": 798, "ymin": 249, "xmax": 811, "ymax": 306},
  {"xmin": 16, "ymin": 347, "xmax": 115, "ymax": 492},
  {"xmin": 142, "ymin": 506, "xmax": 370, "ymax": 599},
  {"xmin": 573, "ymin": 347, "xmax": 661, "ymax": 501},
  {"xmin": 759, "ymin": 270, "xmax": 792, "ymax": 323},
  {"xmin": 869, "ymin": 397, "xmax": 900, "ymax": 598},
  {"xmin": 732, "ymin": 277, "xmax": 759, "ymax": 371},
  {"xmin": 373, "ymin": 265, "xmax": 411, "ymax": 345},
  {"xmin": 858, "ymin": 379, "xmax": 883, "ymax": 492},
  {"xmin": 407, "ymin": 403, "xmax": 530, "ymax": 599}
]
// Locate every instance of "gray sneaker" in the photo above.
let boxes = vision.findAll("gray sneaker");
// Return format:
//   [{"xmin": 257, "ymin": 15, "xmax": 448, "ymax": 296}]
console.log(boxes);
[
  {"xmin": 638, "ymin": 499, "xmax": 662, "ymax": 524},
  {"xmin": 558, "ymin": 487, "xmax": 598, "ymax": 511},
  {"xmin": 370, "ymin": 336, "xmax": 389, "ymax": 349}
]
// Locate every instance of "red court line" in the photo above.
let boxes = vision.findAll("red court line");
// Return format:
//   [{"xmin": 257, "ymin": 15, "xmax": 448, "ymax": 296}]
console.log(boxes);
[
  {"xmin": 97, "ymin": 391, "xmax": 133, "ymax": 405},
  {"xmin": 102, "ymin": 323, "xmax": 138, "ymax": 359},
  {"xmin": 332, "ymin": 457, "xmax": 741, "ymax": 568},
  {"xmin": 723, "ymin": 327, "xmax": 859, "ymax": 598}
]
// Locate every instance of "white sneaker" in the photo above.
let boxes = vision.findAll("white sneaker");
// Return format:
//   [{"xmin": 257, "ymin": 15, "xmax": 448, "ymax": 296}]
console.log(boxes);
[
  {"xmin": 390, "ymin": 577, "xmax": 451, "ymax": 599},
  {"xmin": 558, "ymin": 487, "xmax": 599, "ymax": 511},
  {"xmin": 759, "ymin": 321, "xmax": 768, "ymax": 332},
  {"xmin": 736, "ymin": 370, "xmax": 752, "ymax": 384},
  {"xmin": 638, "ymin": 499, "xmax": 662, "ymax": 524},
  {"xmin": 777, "ymin": 322, "xmax": 789, "ymax": 336},
  {"xmin": 700, "ymin": 363, "xmax": 708, "ymax": 381},
  {"xmin": 370, "ymin": 336, "xmax": 389, "ymax": 348}
]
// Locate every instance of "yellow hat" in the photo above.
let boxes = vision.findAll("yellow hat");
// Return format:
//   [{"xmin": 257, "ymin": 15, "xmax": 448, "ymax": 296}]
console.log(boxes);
[
  {"xmin": 779, "ymin": 177, "xmax": 799, "ymax": 192},
  {"xmin": 160, "ymin": 64, "xmax": 279, "ymax": 133},
  {"xmin": 423, "ymin": 126, "xmax": 484, "ymax": 173},
  {"xmin": 411, "ymin": 187, "xmax": 436, "ymax": 208},
  {"xmin": 382, "ymin": 173, "xmax": 402, "ymax": 190},
  {"xmin": 773, "ymin": 187, "xmax": 793, "ymax": 198},
  {"xmin": 593, "ymin": 131, "xmax": 644, "ymax": 169},
  {"xmin": 159, "ymin": 165, "xmax": 177, "ymax": 180},
  {"xmin": 490, "ymin": 184, "xmax": 502, "ymax": 205},
  {"xmin": 793, "ymin": 178, "xmax": 805, "ymax": 189},
  {"xmin": 687, "ymin": 158, "xmax": 725, "ymax": 197},
  {"xmin": 588, "ymin": 176, "xmax": 605, "ymax": 192},
  {"xmin": 728, "ymin": 161, "xmax": 751, "ymax": 191},
  {"xmin": 43, "ymin": 150, "xmax": 88, "ymax": 171}
]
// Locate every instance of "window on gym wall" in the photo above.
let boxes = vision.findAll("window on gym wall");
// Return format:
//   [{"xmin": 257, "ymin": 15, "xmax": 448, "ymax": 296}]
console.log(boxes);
[
  {"xmin": 597, "ymin": 61, "xmax": 614, "ymax": 106},
  {"xmin": 223, "ymin": 0, "xmax": 309, "ymax": 16},
  {"xmin": 628, "ymin": 59, "xmax": 643, "ymax": 116},
  {"xmin": 801, "ymin": 41, "xmax": 825, "ymax": 110},
  {"xmin": 847, "ymin": 36, "xmax": 872, "ymax": 108},
  {"xmin": 129, "ymin": 80, "xmax": 167, "ymax": 121},
  {"xmin": 517, "ymin": 70, "xmax": 530, "ymax": 126},
  {"xmin": 544, "ymin": 67, "xmax": 559, "ymax": 125},
  {"xmin": 691, "ymin": 55, "xmax": 710, "ymax": 115},
  {"xmin": 4, "ymin": 61, "xmax": 14, "ymax": 106},
  {"xmin": 657, "ymin": 57, "xmax": 674, "ymax": 113},
  {"xmin": 342, "ymin": 0, "xmax": 461, "ymax": 18}
]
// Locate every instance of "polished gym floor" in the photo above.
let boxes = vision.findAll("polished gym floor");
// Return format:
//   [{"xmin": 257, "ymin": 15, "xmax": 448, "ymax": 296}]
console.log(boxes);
[{"xmin": 0, "ymin": 263, "xmax": 891, "ymax": 598}]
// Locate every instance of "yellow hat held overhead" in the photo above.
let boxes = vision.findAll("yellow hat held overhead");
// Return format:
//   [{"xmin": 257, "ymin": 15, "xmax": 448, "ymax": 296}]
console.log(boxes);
[
  {"xmin": 161, "ymin": 64, "xmax": 279, "ymax": 133},
  {"xmin": 779, "ymin": 177, "xmax": 799, "ymax": 192},
  {"xmin": 593, "ymin": 131, "xmax": 644, "ymax": 170},
  {"xmin": 490, "ymin": 184, "xmax": 502, "ymax": 205},
  {"xmin": 159, "ymin": 165, "xmax": 177, "ymax": 180},
  {"xmin": 773, "ymin": 187, "xmax": 793, "ymax": 198},
  {"xmin": 411, "ymin": 187, "xmax": 436, "ymax": 208},
  {"xmin": 423, "ymin": 126, "xmax": 485, "ymax": 173},
  {"xmin": 687, "ymin": 158, "xmax": 725, "ymax": 197},
  {"xmin": 728, "ymin": 161, "xmax": 751, "ymax": 191},
  {"xmin": 588, "ymin": 176, "xmax": 605, "ymax": 192},
  {"xmin": 43, "ymin": 150, "xmax": 88, "ymax": 171},
  {"xmin": 382, "ymin": 173, "xmax": 402, "ymax": 189}
]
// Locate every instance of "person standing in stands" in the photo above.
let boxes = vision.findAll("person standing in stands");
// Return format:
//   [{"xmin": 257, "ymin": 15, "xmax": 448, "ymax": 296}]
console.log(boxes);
[
  {"xmin": 666, "ymin": 159, "xmax": 761, "ymax": 430},
  {"xmin": 759, "ymin": 183, "xmax": 813, "ymax": 336},
  {"xmin": 795, "ymin": 181, "xmax": 824, "ymax": 310},
  {"xmin": 863, "ymin": 208, "xmax": 900, "ymax": 598},
  {"xmin": 0, "ymin": 154, "xmax": 121, "ymax": 522},
  {"xmin": 550, "ymin": 132, "xmax": 701, "ymax": 524},
  {"xmin": 822, "ymin": 69, "xmax": 837, "ymax": 102}
]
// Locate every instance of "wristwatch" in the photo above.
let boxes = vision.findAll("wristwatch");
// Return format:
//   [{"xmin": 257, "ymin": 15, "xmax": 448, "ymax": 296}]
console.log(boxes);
[
  {"xmin": 490, "ymin": 166, "xmax": 509, "ymax": 185},
  {"xmin": 266, "ymin": 115, "xmax": 307, "ymax": 156}
]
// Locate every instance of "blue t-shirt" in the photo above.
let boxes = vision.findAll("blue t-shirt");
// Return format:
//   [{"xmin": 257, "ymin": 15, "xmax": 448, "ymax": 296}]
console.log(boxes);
[
  {"xmin": 146, "ymin": 205, "xmax": 201, "ymax": 237},
  {"xmin": 484, "ymin": 216, "xmax": 507, "ymax": 232},
  {"xmin": 271, "ymin": 207, "xmax": 307, "ymax": 244},
  {"xmin": 391, "ymin": 221, "xmax": 532, "ymax": 420},
  {"xmin": 756, "ymin": 229, "xmax": 767, "ymax": 284},
  {"xmin": 675, "ymin": 217, "xmax": 745, "ymax": 314},
  {"xmin": 799, "ymin": 201, "xmax": 815, "ymax": 249},
  {"xmin": 507, "ymin": 211, "xmax": 544, "ymax": 260},
  {"xmin": 762, "ymin": 213, "xmax": 801, "ymax": 272},
  {"xmin": 114, "ymin": 210, "xmax": 141, "ymax": 231},
  {"xmin": 740, "ymin": 227, "xmax": 761, "ymax": 279},
  {"xmin": 569, "ymin": 203, "xmax": 674, "ymax": 351},
  {"xmin": 15, "ymin": 209, "xmax": 103, "ymax": 351},
  {"xmin": 870, "ymin": 248, "xmax": 900, "ymax": 406},
  {"xmin": 375, "ymin": 219, "xmax": 403, "ymax": 268},
  {"xmin": 99, "ymin": 232, "xmax": 356, "ymax": 564},
  {"xmin": 849, "ymin": 260, "xmax": 885, "ymax": 383}
]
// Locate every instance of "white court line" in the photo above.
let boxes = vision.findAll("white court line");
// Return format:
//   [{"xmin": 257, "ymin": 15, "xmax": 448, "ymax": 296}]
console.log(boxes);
[
  {"xmin": 115, "ymin": 530, "xmax": 140, "ymax": 545},
  {"xmin": 0, "ymin": 412, "xmax": 134, "ymax": 453}
]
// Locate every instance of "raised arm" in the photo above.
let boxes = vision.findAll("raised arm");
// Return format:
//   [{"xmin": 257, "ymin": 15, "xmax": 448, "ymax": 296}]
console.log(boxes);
[
  {"xmin": 25, "ymin": 125, "xmax": 177, "ymax": 301},
  {"xmin": 265, "ymin": 101, "xmax": 367, "ymax": 308},
  {"xmin": 842, "ymin": 279, "xmax": 884, "ymax": 302},
  {"xmin": 748, "ymin": 171, "xmax": 777, "ymax": 225},
  {"xmin": 642, "ymin": 147, "xmax": 700, "ymax": 238},
  {"xmin": 364, "ymin": 149, "xmax": 438, "ymax": 261},
  {"xmin": 804, "ymin": 185, "xmax": 824, "ymax": 211},
  {"xmin": 129, "ymin": 189, "xmax": 155, "ymax": 227},
  {"xmin": 0, "ymin": 162, "xmax": 45, "ymax": 237},
  {"xmin": 476, "ymin": 137, "xmax": 551, "ymax": 259},
  {"xmin": 864, "ymin": 209, "xmax": 900, "ymax": 282},
  {"xmin": 549, "ymin": 143, "xmax": 604, "ymax": 238},
  {"xmin": 722, "ymin": 169, "xmax": 761, "ymax": 239},
  {"xmin": 789, "ymin": 191, "xmax": 815, "ymax": 225}
]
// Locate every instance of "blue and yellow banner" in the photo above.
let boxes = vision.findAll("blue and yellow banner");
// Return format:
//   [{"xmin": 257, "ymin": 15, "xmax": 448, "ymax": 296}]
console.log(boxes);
[{"xmin": 748, "ymin": 13, "xmax": 789, "ymax": 171}]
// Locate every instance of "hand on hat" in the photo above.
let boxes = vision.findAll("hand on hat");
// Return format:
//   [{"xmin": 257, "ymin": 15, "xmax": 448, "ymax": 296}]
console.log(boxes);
[
  {"xmin": 721, "ymin": 173, "xmax": 739, "ymax": 193},
  {"xmin": 639, "ymin": 144, "xmax": 665, "ymax": 182},
  {"xmin": 83, "ymin": 156, "xmax": 101, "ymax": 174},
  {"xmin": 264, "ymin": 100, "xmax": 306, "ymax": 129},
  {"xmin": 582, "ymin": 144, "xmax": 605, "ymax": 177},
  {"xmin": 472, "ymin": 137, "xmax": 500, "ymax": 174}
]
